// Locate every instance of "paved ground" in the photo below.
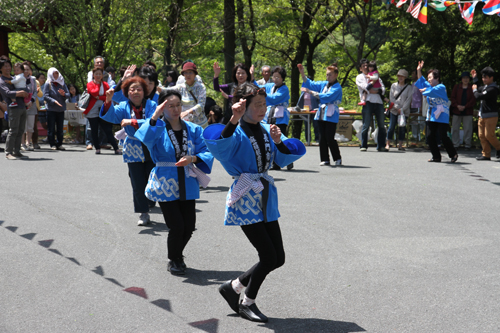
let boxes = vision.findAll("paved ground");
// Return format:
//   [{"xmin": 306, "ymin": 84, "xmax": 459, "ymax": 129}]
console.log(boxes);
[{"xmin": 1, "ymin": 142, "xmax": 500, "ymax": 333}]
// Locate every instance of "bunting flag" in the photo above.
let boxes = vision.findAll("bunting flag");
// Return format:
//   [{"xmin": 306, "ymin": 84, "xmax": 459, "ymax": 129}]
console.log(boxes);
[
  {"xmin": 407, "ymin": 0, "xmax": 415, "ymax": 12},
  {"xmin": 483, "ymin": 0, "xmax": 500, "ymax": 15},
  {"xmin": 396, "ymin": 0, "xmax": 408, "ymax": 7},
  {"xmin": 460, "ymin": 1, "xmax": 479, "ymax": 24},
  {"xmin": 411, "ymin": 0, "xmax": 423, "ymax": 17},
  {"xmin": 418, "ymin": 0, "xmax": 429, "ymax": 22},
  {"xmin": 429, "ymin": 0, "xmax": 454, "ymax": 10}
]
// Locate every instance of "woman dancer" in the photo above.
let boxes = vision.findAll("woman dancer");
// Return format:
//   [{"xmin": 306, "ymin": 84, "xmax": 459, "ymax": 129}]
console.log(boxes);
[
  {"xmin": 100, "ymin": 76, "xmax": 157, "ymax": 226},
  {"xmin": 135, "ymin": 90, "xmax": 213, "ymax": 275},
  {"xmin": 298, "ymin": 63, "xmax": 343, "ymax": 165},
  {"xmin": 415, "ymin": 61, "xmax": 458, "ymax": 162},
  {"xmin": 203, "ymin": 82, "xmax": 305, "ymax": 322}
]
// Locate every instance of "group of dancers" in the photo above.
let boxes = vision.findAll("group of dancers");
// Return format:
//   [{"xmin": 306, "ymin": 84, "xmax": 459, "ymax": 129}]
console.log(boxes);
[{"xmin": 99, "ymin": 61, "xmax": 313, "ymax": 323}]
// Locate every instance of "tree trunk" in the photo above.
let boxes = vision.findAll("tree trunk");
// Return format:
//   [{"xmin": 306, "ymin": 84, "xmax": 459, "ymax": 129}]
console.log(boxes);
[{"xmin": 224, "ymin": 0, "xmax": 236, "ymax": 84}]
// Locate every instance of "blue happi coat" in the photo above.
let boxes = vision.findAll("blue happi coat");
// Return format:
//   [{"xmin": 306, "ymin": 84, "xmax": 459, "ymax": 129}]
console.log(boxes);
[
  {"xmin": 134, "ymin": 119, "xmax": 213, "ymax": 202},
  {"xmin": 203, "ymin": 123, "xmax": 306, "ymax": 226},
  {"xmin": 254, "ymin": 81, "xmax": 290, "ymax": 125},
  {"xmin": 415, "ymin": 76, "xmax": 450, "ymax": 124},
  {"xmin": 302, "ymin": 78, "xmax": 342, "ymax": 123},
  {"xmin": 99, "ymin": 100, "xmax": 157, "ymax": 163}
]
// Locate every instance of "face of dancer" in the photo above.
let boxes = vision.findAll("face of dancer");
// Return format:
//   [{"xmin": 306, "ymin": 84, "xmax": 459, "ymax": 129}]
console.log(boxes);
[
  {"xmin": 143, "ymin": 77, "xmax": 155, "ymax": 95},
  {"xmin": 183, "ymin": 70, "xmax": 196, "ymax": 86},
  {"xmin": 326, "ymin": 69, "xmax": 338, "ymax": 84},
  {"xmin": 272, "ymin": 72, "xmax": 283, "ymax": 87},
  {"xmin": 427, "ymin": 72, "xmax": 439, "ymax": 87},
  {"xmin": 235, "ymin": 68, "xmax": 248, "ymax": 84},
  {"xmin": 243, "ymin": 94, "xmax": 267, "ymax": 124},
  {"xmin": 163, "ymin": 95, "xmax": 182, "ymax": 121},
  {"xmin": 128, "ymin": 82, "xmax": 144, "ymax": 106}
]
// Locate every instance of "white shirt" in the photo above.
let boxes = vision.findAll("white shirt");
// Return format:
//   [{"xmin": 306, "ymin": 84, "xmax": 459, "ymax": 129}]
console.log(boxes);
[{"xmin": 356, "ymin": 72, "xmax": 385, "ymax": 105}]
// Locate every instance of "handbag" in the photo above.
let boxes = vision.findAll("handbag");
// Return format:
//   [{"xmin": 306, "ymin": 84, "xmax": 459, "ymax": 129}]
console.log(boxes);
[
  {"xmin": 398, "ymin": 113, "xmax": 406, "ymax": 127},
  {"xmin": 385, "ymin": 84, "xmax": 409, "ymax": 118},
  {"xmin": 78, "ymin": 89, "xmax": 90, "ymax": 109}
]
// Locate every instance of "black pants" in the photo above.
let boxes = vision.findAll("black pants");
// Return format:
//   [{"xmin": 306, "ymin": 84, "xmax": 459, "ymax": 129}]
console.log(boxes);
[
  {"xmin": 238, "ymin": 221, "xmax": 285, "ymax": 299},
  {"xmin": 47, "ymin": 111, "xmax": 65, "ymax": 148},
  {"xmin": 318, "ymin": 120, "xmax": 341, "ymax": 162},
  {"xmin": 128, "ymin": 161, "xmax": 155, "ymax": 213},
  {"xmin": 87, "ymin": 117, "xmax": 118, "ymax": 150},
  {"xmin": 159, "ymin": 200, "xmax": 196, "ymax": 261},
  {"xmin": 426, "ymin": 121, "xmax": 456, "ymax": 160}
]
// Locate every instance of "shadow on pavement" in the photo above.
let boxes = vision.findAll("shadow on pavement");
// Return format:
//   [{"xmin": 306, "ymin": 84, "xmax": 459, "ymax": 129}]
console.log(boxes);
[
  {"xmin": 335, "ymin": 165, "xmax": 370, "ymax": 169},
  {"xmin": 259, "ymin": 317, "xmax": 366, "ymax": 332},
  {"xmin": 180, "ymin": 269, "xmax": 245, "ymax": 286},
  {"xmin": 202, "ymin": 186, "xmax": 231, "ymax": 193},
  {"xmin": 21, "ymin": 158, "xmax": 54, "ymax": 161},
  {"xmin": 138, "ymin": 221, "xmax": 169, "ymax": 236}
]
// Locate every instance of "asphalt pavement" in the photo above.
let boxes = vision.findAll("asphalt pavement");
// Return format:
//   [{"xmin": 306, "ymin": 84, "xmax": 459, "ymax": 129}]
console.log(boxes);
[{"xmin": 1, "ymin": 142, "xmax": 500, "ymax": 333}]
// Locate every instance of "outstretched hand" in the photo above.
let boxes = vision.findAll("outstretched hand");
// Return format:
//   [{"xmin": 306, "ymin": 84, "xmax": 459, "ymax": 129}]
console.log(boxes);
[
  {"xmin": 105, "ymin": 89, "xmax": 114, "ymax": 103},
  {"xmin": 297, "ymin": 63, "xmax": 305, "ymax": 75},
  {"xmin": 270, "ymin": 124, "xmax": 282, "ymax": 143},
  {"xmin": 213, "ymin": 62, "xmax": 221, "ymax": 78},
  {"xmin": 417, "ymin": 60, "xmax": 424, "ymax": 72},
  {"xmin": 471, "ymin": 69, "xmax": 477, "ymax": 79},
  {"xmin": 123, "ymin": 65, "xmax": 136, "ymax": 79}
]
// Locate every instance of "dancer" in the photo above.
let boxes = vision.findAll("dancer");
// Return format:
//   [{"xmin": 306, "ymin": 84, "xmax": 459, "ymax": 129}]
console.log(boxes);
[
  {"xmin": 254, "ymin": 66, "xmax": 291, "ymax": 170},
  {"xmin": 100, "ymin": 76, "xmax": 157, "ymax": 226},
  {"xmin": 135, "ymin": 90, "xmax": 213, "ymax": 275},
  {"xmin": 415, "ymin": 61, "xmax": 458, "ymax": 163},
  {"xmin": 298, "ymin": 63, "xmax": 343, "ymax": 165},
  {"xmin": 202, "ymin": 82, "xmax": 305, "ymax": 322}
]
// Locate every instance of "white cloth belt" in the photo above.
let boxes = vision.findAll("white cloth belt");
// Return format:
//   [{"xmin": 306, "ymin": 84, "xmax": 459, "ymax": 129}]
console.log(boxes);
[
  {"xmin": 156, "ymin": 161, "xmax": 211, "ymax": 188},
  {"xmin": 227, "ymin": 172, "xmax": 274, "ymax": 207}
]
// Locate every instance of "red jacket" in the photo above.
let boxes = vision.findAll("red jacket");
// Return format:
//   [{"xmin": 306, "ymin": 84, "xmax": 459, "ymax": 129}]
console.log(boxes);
[
  {"xmin": 84, "ymin": 80, "xmax": 109, "ymax": 115},
  {"xmin": 450, "ymin": 83, "xmax": 476, "ymax": 116}
]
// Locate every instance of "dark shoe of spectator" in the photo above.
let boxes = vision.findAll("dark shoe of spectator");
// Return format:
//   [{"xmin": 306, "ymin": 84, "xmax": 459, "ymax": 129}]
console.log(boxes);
[
  {"xmin": 319, "ymin": 161, "xmax": 330, "ymax": 166},
  {"xmin": 496, "ymin": 150, "xmax": 500, "ymax": 159},
  {"xmin": 57, "ymin": 146, "xmax": 66, "ymax": 151},
  {"xmin": 101, "ymin": 144, "xmax": 111, "ymax": 149},
  {"xmin": 0, "ymin": 147, "xmax": 4, "ymax": 153},
  {"xmin": 14, "ymin": 153, "xmax": 29, "ymax": 159},
  {"xmin": 451, "ymin": 155, "xmax": 458, "ymax": 163},
  {"xmin": 95, "ymin": 149, "xmax": 101, "ymax": 155},
  {"xmin": 476, "ymin": 156, "xmax": 491, "ymax": 161},
  {"xmin": 167, "ymin": 260, "xmax": 185, "ymax": 275}
]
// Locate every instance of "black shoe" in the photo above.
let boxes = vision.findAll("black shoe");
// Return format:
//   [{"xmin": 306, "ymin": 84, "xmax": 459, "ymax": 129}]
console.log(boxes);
[
  {"xmin": 377, "ymin": 148, "xmax": 388, "ymax": 152},
  {"xmin": 148, "ymin": 201, "xmax": 156, "ymax": 208},
  {"xmin": 286, "ymin": 162, "xmax": 294, "ymax": 170},
  {"xmin": 0, "ymin": 147, "xmax": 4, "ymax": 153},
  {"xmin": 219, "ymin": 280, "xmax": 240, "ymax": 313},
  {"xmin": 167, "ymin": 260, "xmax": 185, "ymax": 275},
  {"xmin": 451, "ymin": 155, "xmax": 458, "ymax": 163},
  {"xmin": 496, "ymin": 151, "xmax": 500, "ymax": 159},
  {"xmin": 271, "ymin": 163, "xmax": 281, "ymax": 170},
  {"xmin": 428, "ymin": 158, "xmax": 441, "ymax": 162},
  {"xmin": 179, "ymin": 257, "xmax": 187, "ymax": 270},
  {"xmin": 239, "ymin": 303, "xmax": 268, "ymax": 323},
  {"xmin": 476, "ymin": 156, "xmax": 491, "ymax": 161}
]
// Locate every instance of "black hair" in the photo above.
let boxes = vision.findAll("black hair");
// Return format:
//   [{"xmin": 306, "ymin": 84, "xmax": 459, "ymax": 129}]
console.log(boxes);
[
  {"xmin": 119, "ymin": 66, "xmax": 127, "ymax": 77},
  {"xmin": 481, "ymin": 66, "xmax": 495, "ymax": 79},
  {"xmin": 232, "ymin": 82, "xmax": 267, "ymax": 106},
  {"xmin": 272, "ymin": 66, "xmax": 287, "ymax": 80},
  {"xmin": 167, "ymin": 70, "xmax": 178, "ymax": 83},
  {"xmin": 232, "ymin": 63, "xmax": 252, "ymax": 84},
  {"xmin": 105, "ymin": 66, "xmax": 115, "ymax": 73},
  {"xmin": 14, "ymin": 62, "xmax": 24, "ymax": 71},
  {"xmin": 359, "ymin": 58, "xmax": 368, "ymax": 66},
  {"xmin": 158, "ymin": 89, "xmax": 182, "ymax": 105},
  {"xmin": 368, "ymin": 60, "xmax": 377, "ymax": 71},
  {"xmin": 67, "ymin": 83, "xmax": 79, "ymax": 96},
  {"xmin": 427, "ymin": 69, "xmax": 441, "ymax": 83},
  {"xmin": 138, "ymin": 66, "xmax": 159, "ymax": 99},
  {"xmin": 144, "ymin": 60, "xmax": 157, "ymax": 70},
  {"xmin": 35, "ymin": 72, "xmax": 45, "ymax": 80},
  {"xmin": 0, "ymin": 56, "xmax": 12, "ymax": 71}
]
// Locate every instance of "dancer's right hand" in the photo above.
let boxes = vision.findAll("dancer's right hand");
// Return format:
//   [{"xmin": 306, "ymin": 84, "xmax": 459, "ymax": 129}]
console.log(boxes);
[{"xmin": 230, "ymin": 98, "xmax": 246, "ymax": 124}]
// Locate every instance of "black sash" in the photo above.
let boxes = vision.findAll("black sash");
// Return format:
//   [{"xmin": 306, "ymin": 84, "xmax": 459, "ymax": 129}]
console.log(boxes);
[{"xmin": 166, "ymin": 119, "xmax": 188, "ymax": 201}]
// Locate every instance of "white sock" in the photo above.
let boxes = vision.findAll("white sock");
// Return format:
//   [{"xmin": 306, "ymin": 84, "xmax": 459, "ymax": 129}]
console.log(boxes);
[
  {"xmin": 242, "ymin": 294, "xmax": 255, "ymax": 306},
  {"xmin": 231, "ymin": 278, "xmax": 245, "ymax": 294}
]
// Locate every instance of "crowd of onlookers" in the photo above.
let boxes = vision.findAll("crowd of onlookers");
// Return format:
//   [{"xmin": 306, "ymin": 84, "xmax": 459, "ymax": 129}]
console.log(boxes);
[{"xmin": 1, "ymin": 54, "xmax": 499, "ymax": 162}]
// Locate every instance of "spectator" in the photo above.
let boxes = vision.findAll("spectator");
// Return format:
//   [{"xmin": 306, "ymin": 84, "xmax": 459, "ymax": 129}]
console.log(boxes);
[
  {"xmin": 213, "ymin": 62, "xmax": 252, "ymax": 124},
  {"xmin": 299, "ymin": 63, "xmax": 343, "ymax": 165},
  {"xmin": 450, "ymin": 71, "xmax": 476, "ymax": 150},
  {"xmin": 83, "ymin": 67, "xmax": 120, "ymax": 155},
  {"xmin": 0, "ymin": 94, "xmax": 6, "ymax": 152},
  {"xmin": 386, "ymin": 69, "xmax": 412, "ymax": 151},
  {"xmin": 32, "ymin": 72, "xmax": 45, "ymax": 149},
  {"xmin": 256, "ymin": 65, "xmax": 273, "ymax": 86},
  {"xmin": 106, "ymin": 66, "xmax": 116, "ymax": 86},
  {"xmin": 66, "ymin": 84, "xmax": 83, "ymax": 144},
  {"xmin": 207, "ymin": 104, "xmax": 223, "ymax": 125},
  {"xmin": 356, "ymin": 58, "xmax": 387, "ymax": 152},
  {"xmin": 410, "ymin": 70, "xmax": 425, "ymax": 142},
  {"xmin": 415, "ymin": 61, "xmax": 458, "ymax": 163},
  {"xmin": 165, "ymin": 70, "xmax": 178, "ymax": 87},
  {"xmin": 43, "ymin": 67, "xmax": 70, "ymax": 150},
  {"xmin": 87, "ymin": 56, "xmax": 112, "ymax": 84},
  {"xmin": 35, "ymin": 72, "xmax": 48, "ymax": 146},
  {"xmin": 472, "ymin": 67, "xmax": 500, "ymax": 160},
  {"xmin": 0, "ymin": 55, "xmax": 30, "ymax": 159},
  {"xmin": 21, "ymin": 61, "xmax": 38, "ymax": 151},
  {"xmin": 162, "ymin": 62, "xmax": 208, "ymax": 128}
]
